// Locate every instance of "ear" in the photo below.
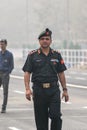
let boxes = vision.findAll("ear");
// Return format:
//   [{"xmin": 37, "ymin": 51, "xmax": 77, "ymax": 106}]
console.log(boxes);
[{"xmin": 50, "ymin": 38, "xmax": 52, "ymax": 43}]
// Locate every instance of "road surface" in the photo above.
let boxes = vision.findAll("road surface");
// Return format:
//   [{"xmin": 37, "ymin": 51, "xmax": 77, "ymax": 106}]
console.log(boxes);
[{"xmin": 0, "ymin": 68, "xmax": 87, "ymax": 130}]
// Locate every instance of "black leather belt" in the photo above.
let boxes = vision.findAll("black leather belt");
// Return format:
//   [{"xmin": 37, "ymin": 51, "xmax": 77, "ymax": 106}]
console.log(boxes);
[{"xmin": 33, "ymin": 81, "xmax": 58, "ymax": 88}]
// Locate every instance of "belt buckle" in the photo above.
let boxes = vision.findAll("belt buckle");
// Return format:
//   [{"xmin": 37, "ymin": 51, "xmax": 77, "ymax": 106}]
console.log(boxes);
[{"xmin": 43, "ymin": 83, "xmax": 50, "ymax": 88}]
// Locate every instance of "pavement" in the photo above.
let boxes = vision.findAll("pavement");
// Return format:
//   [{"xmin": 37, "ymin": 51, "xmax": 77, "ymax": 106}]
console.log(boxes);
[{"xmin": 0, "ymin": 66, "xmax": 87, "ymax": 130}]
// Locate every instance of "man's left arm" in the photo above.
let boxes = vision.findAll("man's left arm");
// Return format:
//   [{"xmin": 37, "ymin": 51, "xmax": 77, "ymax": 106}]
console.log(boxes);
[
  {"xmin": 58, "ymin": 71, "xmax": 69, "ymax": 102},
  {"xmin": 9, "ymin": 53, "xmax": 14, "ymax": 74}
]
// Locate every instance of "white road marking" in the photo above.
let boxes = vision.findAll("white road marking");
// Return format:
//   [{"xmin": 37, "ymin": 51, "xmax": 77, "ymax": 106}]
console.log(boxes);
[
  {"xmin": 7, "ymin": 108, "xmax": 33, "ymax": 111},
  {"xmin": 67, "ymin": 83, "xmax": 87, "ymax": 89},
  {"xmin": 9, "ymin": 127, "xmax": 21, "ymax": 130},
  {"xmin": 11, "ymin": 74, "xmax": 85, "ymax": 81},
  {"xmin": 64, "ymin": 115, "xmax": 87, "ymax": 117},
  {"xmin": 81, "ymin": 72, "xmax": 87, "ymax": 75},
  {"xmin": 0, "ymin": 87, "xmax": 3, "ymax": 90},
  {"xmin": 69, "ymin": 72, "xmax": 77, "ymax": 74},
  {"xmin": 10, "ymin": 74, "xmax": 87, "ymax": 89},
  {"xmin": 61, "ymin": 100, "xmax": 72, "ymax": 104},
  {"xmin": 66, "ymin": 76, "xmax": 86, "ymax": 80},
  {"xmin": 75, "ymin": 77, "xmax": 86, "ymax": 80},
  {"xmin": 10, "ymin": 75, "xmax": 24, "ymax": 80},
  {"xmin": 0, "ymin": 117, "xmax": 34, "ymax": 120},
  {"xmin": 66, "ymin": 75, "xmax": 71, "ymax": 78},
  {"xmin": 83, "ymin": 106, "xmax": 87, "ymax": 109},
  {"xmin": 14, "ymin": 90, "xmax": 25, "ymax": 94},
  {"xmin": 69, "ymin": 71, "xmax": 87, "ymax": 75}
]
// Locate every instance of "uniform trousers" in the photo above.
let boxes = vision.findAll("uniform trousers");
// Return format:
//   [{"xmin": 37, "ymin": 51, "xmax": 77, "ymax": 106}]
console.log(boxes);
[
  {"xmin": 0, "ymin": 72, "xmax": 9, "ymax": 110},
  {"xmin": 33, "ymin": 84, "xmax": 62, "ymax": 130}
]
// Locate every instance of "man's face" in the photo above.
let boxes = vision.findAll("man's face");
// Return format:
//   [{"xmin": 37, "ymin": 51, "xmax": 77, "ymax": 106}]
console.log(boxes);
[
  {"xmin": 0, "ymin": 42, "xmax": 7, "ymax": 50},
  {"xmin": 39, "ymin": 36, "xmax": 52, "ymax": 48}
]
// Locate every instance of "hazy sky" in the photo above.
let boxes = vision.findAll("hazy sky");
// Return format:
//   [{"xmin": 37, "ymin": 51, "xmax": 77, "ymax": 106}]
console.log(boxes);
[{"xmin": 0, "ymin": 0, "xmax": 87, "ymax": 47}]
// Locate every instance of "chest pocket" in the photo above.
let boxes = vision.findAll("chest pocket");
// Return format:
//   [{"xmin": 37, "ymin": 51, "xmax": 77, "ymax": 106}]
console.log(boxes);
[
  {"xmin": 49, "ymin": 58, "xmax": 59, "ymax": 74},
  {"xmin": 50, "ymin": 58, "xmax": 59, "ymax": 66},
  {"xmin": 3, "ymin": 58, "xmax": 9, "ymax": 67},
  {"xmin": 33, "ymin": 58, "xmax": 45, "ymax": 68}
]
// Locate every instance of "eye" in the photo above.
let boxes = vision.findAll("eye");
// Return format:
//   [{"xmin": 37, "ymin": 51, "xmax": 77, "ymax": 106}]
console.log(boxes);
[{"xmin": 40, "ymin": 38, "xmax": 50, "ymax": 41}]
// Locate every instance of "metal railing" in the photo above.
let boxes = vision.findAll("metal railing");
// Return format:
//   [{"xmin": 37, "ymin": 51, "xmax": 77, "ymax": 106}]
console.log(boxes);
[
  {"xmin": 60, "ymin": 49, "xmax": 87, "ymax": 68},
  {"xmin": 22, "ymin": 49, "xmax": 87, "ymax": 69}
]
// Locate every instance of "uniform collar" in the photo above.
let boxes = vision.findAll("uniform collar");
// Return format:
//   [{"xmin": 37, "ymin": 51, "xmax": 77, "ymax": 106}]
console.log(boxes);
[
  {"xmin": 38, "ymin": 48, "xmax": 53, "ymax": 55},
  {"xmin": 0, "ymin": 50, "xmax": 7, "ymax": 55}
]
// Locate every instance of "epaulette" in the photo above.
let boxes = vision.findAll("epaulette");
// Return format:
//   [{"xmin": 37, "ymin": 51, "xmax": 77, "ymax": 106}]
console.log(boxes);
[
  {"xmin": 52, "ymin": 49, "xmax": 60, "ymax": 54},
  {"xmin": 37, "ymin": 49, "xmax": 41, "ymax": 54},
  {"xmin": 28, "ymin": 49, "xmax": 37, "ymax": 55}
]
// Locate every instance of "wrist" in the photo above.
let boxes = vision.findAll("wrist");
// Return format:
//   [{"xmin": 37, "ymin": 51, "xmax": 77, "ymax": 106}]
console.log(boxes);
[
  {"xmin": 63, "ymin": 87, "xmax": 67, "ymax": 91},
  {"xmin": 25, "ymin": 87, "xmax": 30, "ymax": 91}
]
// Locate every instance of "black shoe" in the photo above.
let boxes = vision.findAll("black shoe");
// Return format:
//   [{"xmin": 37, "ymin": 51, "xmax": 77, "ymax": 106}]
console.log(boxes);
[{"xmin": 1, "ymin": 109, "xmax": 6, "ymax": 113}]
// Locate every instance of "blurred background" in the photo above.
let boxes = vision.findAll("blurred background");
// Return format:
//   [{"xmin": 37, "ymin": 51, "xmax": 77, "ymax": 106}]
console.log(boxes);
[
  {"xmin": 0, "ymin": 0, "xmax": 87, "ymax": 69},
  {"xmin": 0, "ymin": 1, "xmax": 87, "ymax": 130}
]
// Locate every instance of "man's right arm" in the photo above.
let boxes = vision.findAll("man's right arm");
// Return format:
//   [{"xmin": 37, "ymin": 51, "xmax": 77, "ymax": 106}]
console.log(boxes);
[{"xmin": 24, "ymin": 72, "xmax": 32, "ymax": 101}]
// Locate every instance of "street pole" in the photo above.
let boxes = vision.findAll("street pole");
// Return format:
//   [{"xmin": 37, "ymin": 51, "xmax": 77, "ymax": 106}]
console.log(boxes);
[
  {"xmin": 66, "ymin": 0, "xmax": 70, "ymax": 49},
  {"xmin": 26, "ymin": 0, "xmax": 29, "ymax": 45}
]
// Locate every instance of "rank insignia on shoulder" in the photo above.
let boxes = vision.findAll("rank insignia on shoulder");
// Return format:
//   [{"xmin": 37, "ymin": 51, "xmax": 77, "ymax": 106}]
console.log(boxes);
[
  {"xmin": 29, "ymin": 50, "xmax": 37, "ymax": 55},
  {"xmin": 52, "ymin": 49, "xmax": 60, "ymax": 54},
  {"xmin": 37, "ymin": 49, "xmax": 41, "ymax": 54}
]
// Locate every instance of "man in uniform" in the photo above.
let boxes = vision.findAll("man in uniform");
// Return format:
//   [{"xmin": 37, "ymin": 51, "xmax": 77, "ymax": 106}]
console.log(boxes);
[
  {"xmin": 0, "ymin": 39, "xmax": 14, "ymax": 113},
  {"xmin": 22, "ymin": 28, "xmax": 69, "ymax": 130}
]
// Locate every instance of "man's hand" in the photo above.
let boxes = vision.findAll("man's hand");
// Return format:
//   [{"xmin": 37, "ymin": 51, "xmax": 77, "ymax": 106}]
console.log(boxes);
[
  {"xmin": 62, "ymin": 90, "xmax": 69, "ymax": 102},
  {"xmin": 25, "ymin": 89, "xmax": 32, "ymax": 101}
]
